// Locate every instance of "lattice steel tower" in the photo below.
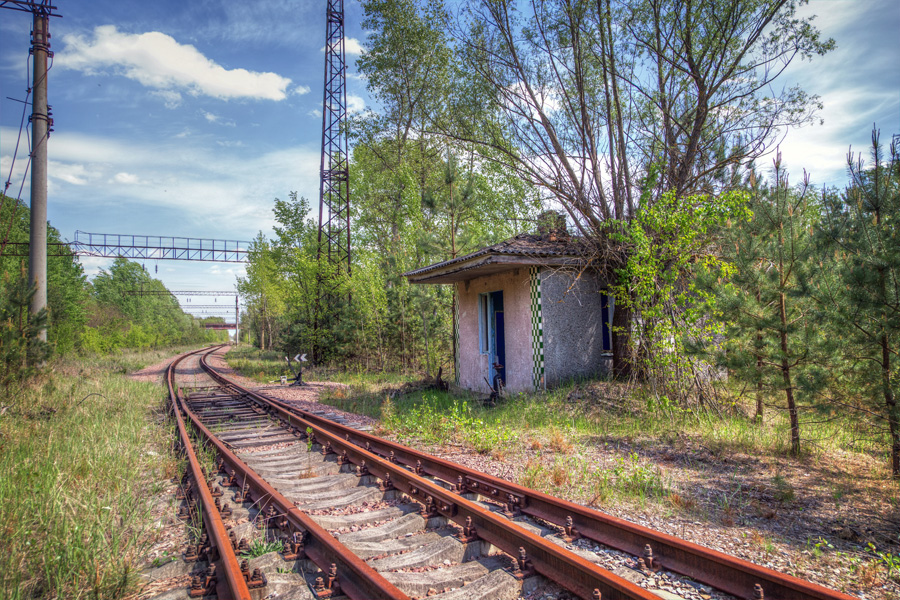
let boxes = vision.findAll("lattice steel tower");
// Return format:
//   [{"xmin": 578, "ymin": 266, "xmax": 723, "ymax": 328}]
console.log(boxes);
[{"xmin": 317, "ymin": 0, "xmax": 350, "ymax": 275}]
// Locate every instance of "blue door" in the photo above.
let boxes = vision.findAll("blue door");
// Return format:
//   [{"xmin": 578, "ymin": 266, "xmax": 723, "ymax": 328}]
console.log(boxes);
[{"xmin": 490, "ymin": 291, "xmax": 505, "ymax": 386}]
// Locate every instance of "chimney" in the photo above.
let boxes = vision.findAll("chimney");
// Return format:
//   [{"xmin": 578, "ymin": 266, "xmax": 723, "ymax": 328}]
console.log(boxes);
[{"xmin": 536, "ymin": 210, "xmax": 567, "ymax": 240}]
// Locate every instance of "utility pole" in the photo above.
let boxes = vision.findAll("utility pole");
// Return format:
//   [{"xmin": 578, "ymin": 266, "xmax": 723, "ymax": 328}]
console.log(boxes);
[
  {"xmin": 235, "ymin": 295, "xmax": 240, "ymax": 344},
  {"xmin": 29, "ymin": 4, "xmax": 52, "ymax": 340},
  {"xmin": 1, "ymin": 1, "xmax": 59, "ymax": 341}
]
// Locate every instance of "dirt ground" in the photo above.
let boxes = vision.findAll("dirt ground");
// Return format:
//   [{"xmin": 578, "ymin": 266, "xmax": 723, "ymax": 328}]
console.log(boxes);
[{"xmin": 426, "ymin": 392, "xmax": 899, "ymax": 600}]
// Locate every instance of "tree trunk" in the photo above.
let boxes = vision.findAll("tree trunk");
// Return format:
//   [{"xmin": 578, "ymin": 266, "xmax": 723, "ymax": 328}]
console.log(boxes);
[
  {"xmin": 754, "ymin": 289, "xmax": 763, "ymax": 422},
  {"xmin": 779, "ymin": 291, "xmax": 801, "ymax": 456},
  {"xmin": 882, "ymin": 334, "xmax": 899, "ymax": 478},
  {"xmin": 755, "ymin": 346, "xmax": 764, "ymax": 422}
]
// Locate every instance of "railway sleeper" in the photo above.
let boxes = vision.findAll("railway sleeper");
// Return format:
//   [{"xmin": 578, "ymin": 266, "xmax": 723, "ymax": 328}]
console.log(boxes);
[{"xmin": 221, "ymin": 441, "xmax": 534, "ymax": 600}]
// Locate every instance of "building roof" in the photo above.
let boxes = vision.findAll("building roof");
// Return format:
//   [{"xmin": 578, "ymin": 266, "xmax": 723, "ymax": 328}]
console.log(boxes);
[{"xmin": 403, "ymin": 233, "xmax": 587, "ymax": 284}]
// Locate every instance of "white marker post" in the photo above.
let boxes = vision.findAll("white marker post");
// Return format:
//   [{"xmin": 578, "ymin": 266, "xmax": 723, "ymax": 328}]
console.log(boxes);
[{"xmin": 286, "ymin": 353, "xmax": 307, "ymax": 386}]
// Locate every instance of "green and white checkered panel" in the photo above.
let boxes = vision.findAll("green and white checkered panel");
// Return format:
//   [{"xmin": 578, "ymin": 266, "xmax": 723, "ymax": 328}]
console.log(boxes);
[
  {"xmin": 454, "ymin": 283, "xmax": 460, "ymax": 386},
  {"xmin": 530, "ymin": 267, "xmax": 544, "ymax": 390}
]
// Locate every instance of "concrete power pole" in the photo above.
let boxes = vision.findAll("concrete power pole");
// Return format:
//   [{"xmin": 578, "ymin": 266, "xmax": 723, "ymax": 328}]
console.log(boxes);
[{"xmin": 28, "ymin": 6, "xmax": 52, "ymax": 341}]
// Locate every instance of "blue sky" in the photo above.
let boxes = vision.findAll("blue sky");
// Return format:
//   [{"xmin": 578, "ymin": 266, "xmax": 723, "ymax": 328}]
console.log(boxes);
[{"xmin": 1, "ymin": 0, "xmax": 898, "ymax": 317}]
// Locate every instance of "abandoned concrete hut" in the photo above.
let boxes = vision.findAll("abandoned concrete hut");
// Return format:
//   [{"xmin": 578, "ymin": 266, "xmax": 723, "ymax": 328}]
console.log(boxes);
[{"xmin": 403, "ymin": 214, "xmax": 615, "ymax": 395}]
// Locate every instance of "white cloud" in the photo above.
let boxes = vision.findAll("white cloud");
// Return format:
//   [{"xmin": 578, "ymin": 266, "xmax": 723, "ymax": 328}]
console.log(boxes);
[
  {"xmin": 202, "ymin": 111, "xmax": 236, "ymax": 127},
  {"xmin": 10, "ymin": 128, "xmax": 321, "ymax": 237},
  {"xmin": 293, "ymin": 85, "xmax": 311, "ymax": 96},
  {"xmin": 76, "ymin": 256, "xmax": 116, "ymax": 278},
  {"xmin": 775, "ymin": 0, "xmax": 900, "ymax": 187},
  {"xmin": 345, "ymin": 37, "xmax": 365, "ymax": 56},
  {"xmin": 503, "ymin": 80, "xmax": 562, "ymax": 119},
  {"xmin": 321, "ymin": 37, "xmax": 365, "ymax": 56},
  {"xmin": 57, "ymin": 25, "xmax": 293, "ymax": 102},
  {"xmin": 347, "ymin": 94, "xmax": 365, "ymax": 114},
  {"xmin": 48, "ymin": 161, "xmax": 95, "ymax": 185},
  {"xmin": 152, "ymin": 90, "xmax": 183, "ymax": 109},
  {"xmin": 112, "ymin": 172, "xmax": 141, "ymax": 184},
  {"xmin": 308, "ymin": 109, "xmax": 323, "ymax": 118},
  {"xmin": 0, "ymin": 155, "xmax": 28, "ymax": 193}
]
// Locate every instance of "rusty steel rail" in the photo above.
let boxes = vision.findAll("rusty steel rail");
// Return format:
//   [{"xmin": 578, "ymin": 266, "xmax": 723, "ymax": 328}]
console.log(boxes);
[
  {"xmin": 201, "ymin": 351, "xmax": 859, "ymax": 600},
  {"xmin": 178, "ymin": 360, "xmax": 411, "ymax": 599},
  {"xmin": 167, "ymin": 347, "xmax": 253, "ymax": 600},
  {"xmin": 200, "ymin": 351, "xmax": 662, "ymax": 600}
]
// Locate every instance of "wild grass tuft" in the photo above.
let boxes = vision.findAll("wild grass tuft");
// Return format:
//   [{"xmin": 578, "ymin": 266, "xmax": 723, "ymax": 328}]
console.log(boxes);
[
  {"xmin": 378, "ymin": 394, "xmax": 519, "ymax": 453},
  {"xmin": 520, "ymin": 452, "xmax": 671, "ymax": 506},
  {"xmin": 240, "ymin": 539, "xmax": 284, "ymax": 559},
  {"xmin": 0, "ymin": 351, "xmax": 180, "ymax": 599}
]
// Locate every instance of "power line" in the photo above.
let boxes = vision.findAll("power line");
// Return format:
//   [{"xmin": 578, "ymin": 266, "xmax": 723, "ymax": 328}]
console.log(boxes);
[
  {"xmin": 0, "ymin": 43, "xmax": 35, "ymax": 257},
  {"xmin": 177, "ymin": 304, "xmax": 239, "ymax": 309}
]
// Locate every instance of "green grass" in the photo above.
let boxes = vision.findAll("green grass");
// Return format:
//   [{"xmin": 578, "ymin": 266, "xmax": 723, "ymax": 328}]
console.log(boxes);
[
  {"xmin": 317, "ymin": 376, "xmax": 889, "ymax": 461},
  {"xmin": 239, "ymin": 539, "xmax": 283, "ymax": 559},
  {"xmin": 0, "ymin": 349, "xmax": 184, "ymax": 599},
  {"xmin": 229, "ymin": 350, "xmax": 893, "ymax": 511},
  {"xmin": 227, "ymin": 346, "xmax": 418, "ymax": 386},
  {"xmin": 74, "ymin": 344, "xmax": 212, "ymax": 377},
  {"xmin": 313, "ymin": 377, "xmax": 893, "ymax": 505},
  {"xmin": 519, "ymin": 451, "xmax": 672, "ymax": 505}
]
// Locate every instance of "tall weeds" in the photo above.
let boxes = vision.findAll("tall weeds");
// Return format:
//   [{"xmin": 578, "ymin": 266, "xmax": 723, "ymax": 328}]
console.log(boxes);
[{"xmin": 0, "ymin": 355, "xmax": 178, "ymax": 599}]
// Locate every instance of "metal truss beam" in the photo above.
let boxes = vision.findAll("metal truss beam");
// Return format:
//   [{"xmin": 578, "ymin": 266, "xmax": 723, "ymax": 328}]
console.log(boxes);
[
  {"xmin": 123, "ymin": 290, "xmax": 237, "ymax": 297},
  {"xmin": 4, "ymin": 231, "xmax": 251, "ymax": 263},
  {"xmin": 179, "ymin": 304, "xmax": 237, "ymax": 309},
  {"xmin": 73, "ymin": 231, "xmax": 249, "ymax": 263}
]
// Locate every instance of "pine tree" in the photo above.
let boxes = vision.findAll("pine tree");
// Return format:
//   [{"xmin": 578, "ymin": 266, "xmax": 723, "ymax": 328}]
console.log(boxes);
[
  {"xmin": 716, "ymin": 156, "xmax": 826, "ymax": 455},
  {"xmin": 0, "ymin": 273, "xmax": 49, "ymax": 393},
  {"xmin": 816, "ymin": 129, "xmax": 900, "ymax": 477}
]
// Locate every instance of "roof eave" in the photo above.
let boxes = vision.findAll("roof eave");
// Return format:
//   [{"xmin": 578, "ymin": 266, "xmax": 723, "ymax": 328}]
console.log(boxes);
[{"xmin": 407, "ymin": 254, "xmax": 583, "ymax": 285}]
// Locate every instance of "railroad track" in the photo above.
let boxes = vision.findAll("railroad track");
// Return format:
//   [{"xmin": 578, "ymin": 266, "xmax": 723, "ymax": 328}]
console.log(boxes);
[{"xmin": 165, "ymin": 346, "xmax": 858, "ymax": 600}]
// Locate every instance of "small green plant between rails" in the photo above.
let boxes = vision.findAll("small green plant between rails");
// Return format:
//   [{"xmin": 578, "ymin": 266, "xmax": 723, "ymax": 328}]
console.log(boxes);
[{"xmin": 240, "ymin": 539, "xmax": 285, "ymax": 559}]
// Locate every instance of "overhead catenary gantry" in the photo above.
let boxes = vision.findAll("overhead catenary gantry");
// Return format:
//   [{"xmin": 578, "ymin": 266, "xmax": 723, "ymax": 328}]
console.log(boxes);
[
  {"xmin": 124, "ymin": 289, "xmax": 242, "ymax": 341},
  {"xmin": 4, "ymin": 231, "xmax": 251, "ymax": 262}
]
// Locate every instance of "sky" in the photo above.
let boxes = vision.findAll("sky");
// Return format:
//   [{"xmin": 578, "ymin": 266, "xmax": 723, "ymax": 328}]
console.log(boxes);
[{"xmin": 1, "ymin": 0, "xmax": 898, "ymax": 320}]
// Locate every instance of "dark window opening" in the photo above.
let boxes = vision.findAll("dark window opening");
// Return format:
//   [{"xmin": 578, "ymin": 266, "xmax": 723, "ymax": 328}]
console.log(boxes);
[{"xmin": 601, "ymin": 292, "xmax": 613, "ymax": 353}]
